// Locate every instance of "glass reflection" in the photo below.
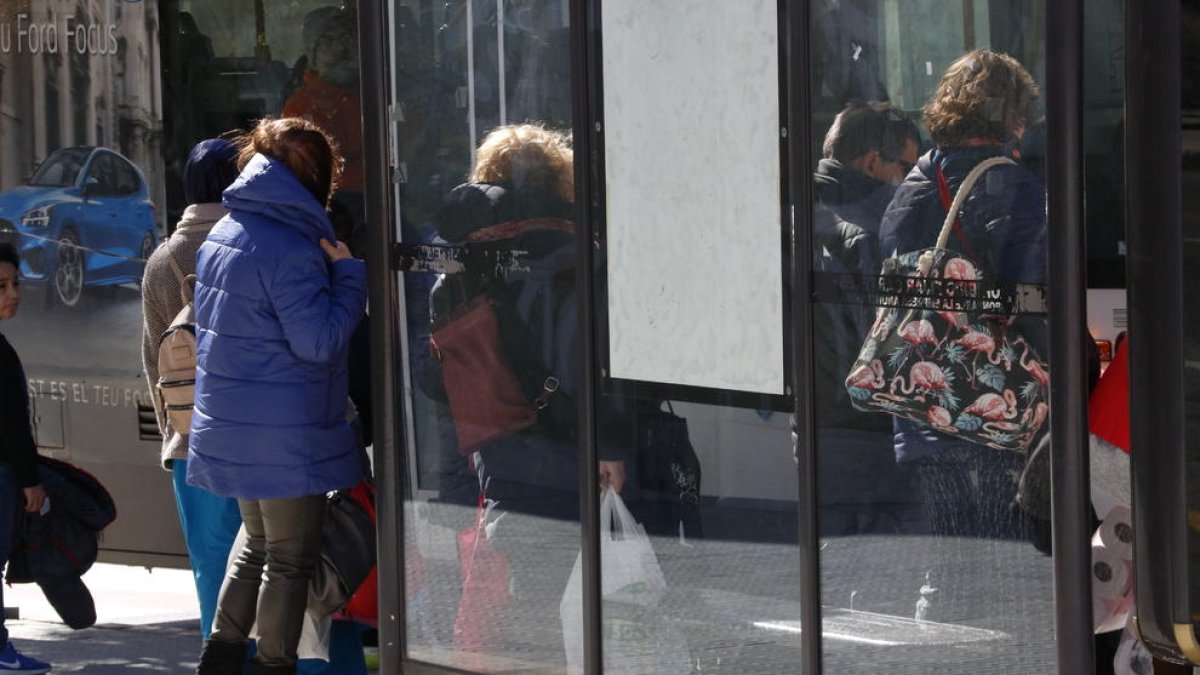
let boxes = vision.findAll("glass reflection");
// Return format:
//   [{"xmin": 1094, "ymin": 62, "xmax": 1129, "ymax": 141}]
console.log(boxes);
[
  {"xmin": 811, "ymin": 2, "xmax": 1058, "ymax": 671},
  {"xmin": 393, "ymin": 2, "xmax": 584, "ymax": 671}
]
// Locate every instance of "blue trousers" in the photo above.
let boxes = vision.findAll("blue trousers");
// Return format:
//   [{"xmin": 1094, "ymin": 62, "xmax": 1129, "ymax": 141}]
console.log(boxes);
[{"xmin": 172, "ymin": 459, "xmax": 242, "ymax": 640}]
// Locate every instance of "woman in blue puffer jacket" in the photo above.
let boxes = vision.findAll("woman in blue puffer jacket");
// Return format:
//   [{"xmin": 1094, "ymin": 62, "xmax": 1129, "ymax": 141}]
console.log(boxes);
[
  {"xmin": 188, "ymin": 117, "xmax": 367, "ymax": 675},
  {"xmin": 878, "ymin": 50, "xmax": 1045, "ymax": 540}
]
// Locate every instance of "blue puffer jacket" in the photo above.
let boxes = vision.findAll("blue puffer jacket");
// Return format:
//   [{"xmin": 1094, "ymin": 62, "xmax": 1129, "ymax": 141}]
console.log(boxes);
[
  {"xmin": 187, "ymin": 153, "xmax": 368, "ymax": 499},
  {"xmin": 879, "ymin": 146, "xmax": 1047, "ymax": 464}
]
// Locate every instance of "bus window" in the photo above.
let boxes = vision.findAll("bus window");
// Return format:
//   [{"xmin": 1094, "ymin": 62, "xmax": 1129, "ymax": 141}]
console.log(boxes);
[{"xmin": 167, "ymin": 0, "xmax": 366, "ymax": 250}]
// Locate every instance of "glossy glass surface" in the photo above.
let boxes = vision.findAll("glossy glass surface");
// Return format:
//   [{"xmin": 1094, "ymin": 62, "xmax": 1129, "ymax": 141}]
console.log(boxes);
[
  {"xmin": 808, "ymin": 2, "xmax": 1062, "ymax": 672},
  {"xmin": 387, "ymin": 1, "xmax": 584, "ymax": 670}
]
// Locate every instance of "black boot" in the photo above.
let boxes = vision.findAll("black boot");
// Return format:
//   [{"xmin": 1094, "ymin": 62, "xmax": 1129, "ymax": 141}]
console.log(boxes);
[
  {"xmin": 196, "ymin": 639, "xmax": 247, "ymax": 675},
  {"xmin": 247, "ymin": 661, "xmax": 296, "ymax": 675}
]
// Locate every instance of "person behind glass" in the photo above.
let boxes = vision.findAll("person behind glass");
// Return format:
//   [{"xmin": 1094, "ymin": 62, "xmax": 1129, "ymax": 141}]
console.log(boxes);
[
  {"xmin": 431, "ymin": 124, "xmax": 626, "ymax": 515},
  {"xmin": 878, "ymin": 50, "xmax": 1045, "ymax": 539},
  {"xmin": 0, "ymin": 245, "xmax": 51, "ymax": 674},
  {"xmin": 283, "ymin": 7, "xmax": 366, "ymax": 255},
  {"xmin": 141, "ymin": 139, "xmax": 243, "ymax": 645},
  {"xmin": 188, "ymin": 117, "xmax": 367, "ymax": 675},
  {"xmin": 809, "ymin": 101, "xmax": 926, "ymax": 536},
  {"xmin": 429, "ymin": 125, "xmax": 626, "ymax": 659}
]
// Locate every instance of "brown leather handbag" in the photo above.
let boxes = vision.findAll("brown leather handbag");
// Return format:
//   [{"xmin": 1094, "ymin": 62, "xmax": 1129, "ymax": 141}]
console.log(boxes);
[{"xmin": 431, "ymin": 294, "xmax": 558, "ymax": 454}]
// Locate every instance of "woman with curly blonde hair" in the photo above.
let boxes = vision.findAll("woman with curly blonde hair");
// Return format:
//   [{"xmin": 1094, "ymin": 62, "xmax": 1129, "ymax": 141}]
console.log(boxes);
[
  {"xmin": 470, "ymin": 123, "xmax": 574, "ymax": 203},
  {"xmin": 426, "ymin": 123, "xmax": 630, "ymax": 664},
  {"xmin": 876, "ymin": 50, "xmax": 1047, "ymax": 540}
]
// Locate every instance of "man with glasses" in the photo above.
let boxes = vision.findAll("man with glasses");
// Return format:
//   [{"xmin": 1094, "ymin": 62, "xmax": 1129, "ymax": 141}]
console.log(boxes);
[{"xmin": 809, "ymin": 100, "xmax": 923, "ymax": 536}]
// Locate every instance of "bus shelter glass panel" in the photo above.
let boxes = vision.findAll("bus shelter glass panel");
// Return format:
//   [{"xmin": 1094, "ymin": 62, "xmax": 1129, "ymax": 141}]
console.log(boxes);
[
  {"xmin": 808, "ymin": 1, "xmax": 1059, "ymax": 672},
  {"xmin": 387, "ymin": 1, "xmax": 583, "ymax": 670},
  {"xmin": 592, "ymin": 1, "xmax": 802, "ymax": 672}
]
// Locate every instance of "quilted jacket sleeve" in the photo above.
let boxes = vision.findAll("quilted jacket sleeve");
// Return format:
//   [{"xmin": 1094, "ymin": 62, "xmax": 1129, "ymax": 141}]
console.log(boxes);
[{"xmin": 269, "ymin": 248, "xmax": 368, "ymax": 364}]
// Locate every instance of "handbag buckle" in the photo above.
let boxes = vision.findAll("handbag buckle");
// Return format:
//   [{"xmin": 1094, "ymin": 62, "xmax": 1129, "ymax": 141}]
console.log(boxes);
[{"xmin": 534, "ymin": 376, "xmax": 560, "ymax": 409}]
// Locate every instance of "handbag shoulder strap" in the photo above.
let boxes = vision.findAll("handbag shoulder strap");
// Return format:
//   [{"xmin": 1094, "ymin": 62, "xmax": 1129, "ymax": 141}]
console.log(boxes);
[
  {"xmin": 935, "ymin": 165, "xmax": 978, "ymax": 259},
  {"xmin": 933, "ymin": 156, "xmax": 1016, "ymax": 250}
]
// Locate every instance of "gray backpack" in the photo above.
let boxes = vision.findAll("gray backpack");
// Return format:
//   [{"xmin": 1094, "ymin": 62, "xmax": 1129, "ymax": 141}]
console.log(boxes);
[{"xmin": 156, "ymin": 240, "xmax": 197, "ymax": 435}]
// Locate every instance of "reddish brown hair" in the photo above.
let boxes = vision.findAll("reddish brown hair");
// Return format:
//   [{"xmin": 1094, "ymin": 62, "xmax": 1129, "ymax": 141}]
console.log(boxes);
[{"xmin": 234, "ymin": 117, "xmax": 343, "ymax": 204}]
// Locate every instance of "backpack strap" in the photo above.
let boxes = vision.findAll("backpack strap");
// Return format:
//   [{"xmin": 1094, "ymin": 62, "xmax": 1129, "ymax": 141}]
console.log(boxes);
[{"xmin": 163, "ymin": 237, "xmax": 195, "ymax": 305}]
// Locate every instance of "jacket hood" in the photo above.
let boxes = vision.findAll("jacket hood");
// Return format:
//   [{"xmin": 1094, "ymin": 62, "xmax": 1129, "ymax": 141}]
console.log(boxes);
[
  {"xmin": 222, "ymin": 153, "xmax": 335, "ymax": 243},
  {"xmin": 434, "ymin": 182, "xmax": 573, "ymax": 244}
]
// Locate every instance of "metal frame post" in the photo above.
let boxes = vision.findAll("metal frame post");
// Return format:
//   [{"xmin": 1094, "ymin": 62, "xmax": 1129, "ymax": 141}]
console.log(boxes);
[{"xmin": 1045, "ymin": 0, "xmax": 1096, "ymax": 671}]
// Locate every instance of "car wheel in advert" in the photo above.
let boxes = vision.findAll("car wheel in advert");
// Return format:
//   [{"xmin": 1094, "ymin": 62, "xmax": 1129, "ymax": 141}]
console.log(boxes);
[
  {"xmin": 137, "ymin": 232, "xmax": 155, "ymax": 286},
  {"xmin": 55, "ymin": 231, "xmax": 84, "ymax": 308}
]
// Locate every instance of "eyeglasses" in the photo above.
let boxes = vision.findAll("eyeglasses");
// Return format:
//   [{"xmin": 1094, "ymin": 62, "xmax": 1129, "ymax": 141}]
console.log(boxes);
[{"xmin": 880, "ymin": 151, "xmax": 914, "ymax": 176}]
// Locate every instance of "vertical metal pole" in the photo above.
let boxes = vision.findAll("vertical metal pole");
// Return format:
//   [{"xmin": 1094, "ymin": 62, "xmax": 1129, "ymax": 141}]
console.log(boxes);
[
  {"xmin": 569, "ymin": 0, "xmax": 601, "ymax": 671},
  {"xmin": 785, "ymin": 0, "xmax": 822, "ymax": 673},
  {"xmin": 357, "ymin": 1, "xmax": 407, "ymax": 671},
  {"xmin": 497, "ymin": 0, "xmax": 506, "ymax": 125},
  {"xmin": 1045, "ymin": 0, "xmax": 1095, "ymax": 672},
  {"xmin": 467, "ymin": 0, "xmax": 478, "ymax": 166},
  {"xmin": 1125, "ymin": 0, "xmax": 1188, "ymax": 658}
]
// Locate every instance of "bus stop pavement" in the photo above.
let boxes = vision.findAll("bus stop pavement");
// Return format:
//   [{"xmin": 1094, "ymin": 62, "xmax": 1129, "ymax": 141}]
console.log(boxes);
[{"xmin": 3, "ymin": 563, "xmax": 203, "ymax": 672}]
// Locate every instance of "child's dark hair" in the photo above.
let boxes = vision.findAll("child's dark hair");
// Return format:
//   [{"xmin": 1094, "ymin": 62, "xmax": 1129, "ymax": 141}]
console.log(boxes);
[{"xmin": 0, "ymin": 243, "xmax": 18, "ymax": 269}]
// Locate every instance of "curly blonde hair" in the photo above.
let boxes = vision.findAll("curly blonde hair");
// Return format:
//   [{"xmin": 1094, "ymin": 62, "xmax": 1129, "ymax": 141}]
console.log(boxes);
[
  {"xmin": 923, "ymin": 50, "xmax": 1039, "ymax": 148},
  {"xmin": 470, "ymin": 124, "xmax": 574, "ymax": 202}
]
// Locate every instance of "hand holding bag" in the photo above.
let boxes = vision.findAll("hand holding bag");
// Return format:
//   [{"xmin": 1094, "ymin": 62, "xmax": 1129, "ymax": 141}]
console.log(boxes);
[
  {"xmin": 844, "ymin": 156, "xmax": 1050, "ymax": 452},
  {"xmin": 561, "ymin": 490, "xmax": 689, "ymax": 674}
]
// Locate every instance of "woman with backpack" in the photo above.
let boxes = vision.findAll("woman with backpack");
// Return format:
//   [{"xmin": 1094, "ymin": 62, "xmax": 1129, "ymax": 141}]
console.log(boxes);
[
  {"xmin": 188, "ymin": 117, "xmax": 367, "ymax": 675},
  {"xmin": 141, "ymin": 138, "xmax": 243, "ymax": 647}
]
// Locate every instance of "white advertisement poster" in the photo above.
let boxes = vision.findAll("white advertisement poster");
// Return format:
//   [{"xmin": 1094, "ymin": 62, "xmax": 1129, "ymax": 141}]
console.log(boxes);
[{"xmin": 602, "ymin": 0, "xmax": 784, "ymax": 395}]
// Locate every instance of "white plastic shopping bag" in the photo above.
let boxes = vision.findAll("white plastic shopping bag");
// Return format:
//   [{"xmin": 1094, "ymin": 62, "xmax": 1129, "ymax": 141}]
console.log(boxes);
[{"xmin": 561, "ymin": 489, "xmax": 688, "ymax": 674}]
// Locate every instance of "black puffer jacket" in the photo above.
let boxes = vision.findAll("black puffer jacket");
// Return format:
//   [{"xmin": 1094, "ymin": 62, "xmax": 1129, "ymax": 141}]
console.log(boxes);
[
  {"xmin": 879, "ymin": 146, "xmax": 1047, "ymax": 463},
  {"xmin": 7, "ymin": 457, "xmax": 116, "ymax": 629},
  {"xmin": 812, "ymin": 159, "xmax": 895, "ymax": 432}
]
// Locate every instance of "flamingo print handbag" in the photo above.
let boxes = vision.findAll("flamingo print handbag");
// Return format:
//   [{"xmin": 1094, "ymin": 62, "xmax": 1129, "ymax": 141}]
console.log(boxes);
[{"xmin": 843, "ymin": 156, "xmax": 1049, "ymax": 452}]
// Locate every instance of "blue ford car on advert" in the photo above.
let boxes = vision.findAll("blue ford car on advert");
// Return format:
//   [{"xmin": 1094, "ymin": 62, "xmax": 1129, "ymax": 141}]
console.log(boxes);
[{"xmin": 0, "ymin": 147, "xmax": 157, "ymax": 307}]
